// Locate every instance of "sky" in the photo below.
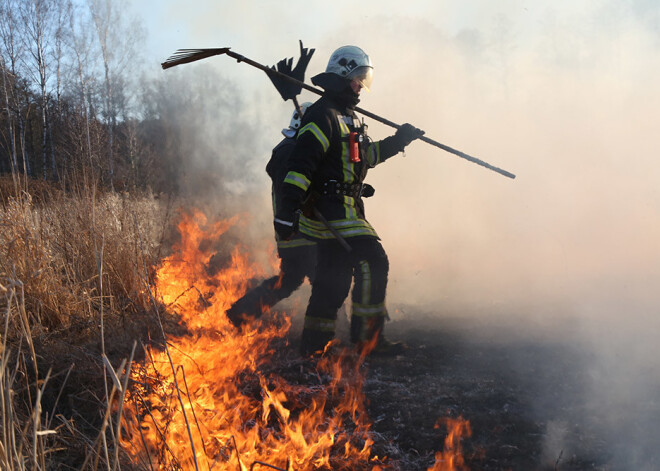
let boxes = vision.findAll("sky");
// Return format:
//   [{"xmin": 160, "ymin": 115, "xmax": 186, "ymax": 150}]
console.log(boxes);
[{"xmin": 128, "ymin": 1, "xmax": 660, "ymax": 467}]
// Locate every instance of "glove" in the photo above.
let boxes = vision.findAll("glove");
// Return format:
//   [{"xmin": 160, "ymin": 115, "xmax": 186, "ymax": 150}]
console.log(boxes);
[
  {"xmin": 360, "ymin": 183, "xmax": 375, "ymax": 198},
  {"xmin": 393, "ymin": 123, "xmax": 425, "ymax": 150},
  {"xmin": 274, "ymin": 210, "xmax": 300, "ymax": 240},
  {"xmin": 267, "ymin": 58, "xmax": 297, "ymax": 101},
  {"xmin": 291, "ymin": 40, "xmax": 315, "ymax": 83},
  {"xmin": 267, "ymin": 40, "xmax": 315, "ymax": 101}
]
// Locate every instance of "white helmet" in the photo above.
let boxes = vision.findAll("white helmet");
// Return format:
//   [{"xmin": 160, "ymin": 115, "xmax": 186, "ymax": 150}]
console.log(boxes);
[
  {"xmin": 325, "ymin": 45, "xmax": 374, "ymax": 91},
  {"xmin": 282, "ymin": 102, "xmax": 312, "ymax": 138},
  {"xmin": 289, "ymin": 102, "xmax": 312, "ymax": 130}
]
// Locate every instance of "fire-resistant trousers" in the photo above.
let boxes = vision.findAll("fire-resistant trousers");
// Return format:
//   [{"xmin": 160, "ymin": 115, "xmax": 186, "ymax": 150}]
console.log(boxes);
[
  {"xmin": 226, "ymin": 243, "xmax": 316, "ymax": 325},
  {"xmin": 300, "ymin": 237, "xmax": 389, "ymax": 355}
]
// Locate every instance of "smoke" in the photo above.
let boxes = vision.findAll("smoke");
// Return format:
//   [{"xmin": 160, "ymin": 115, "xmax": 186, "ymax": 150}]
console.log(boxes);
[
  {"xmin": 346, "ymin": 10, "xmax": 660, "ymax": 317},
  {"xmin": 342, "ymin": 6, "xmax": 660, "ymax": 469},
  {"xmin": 349, "ymin": 9, "xmax": 660, "ymax": 467},
  {"xmin": 142, "ymin": 1, "xmax": 660, "ymax": 467}
]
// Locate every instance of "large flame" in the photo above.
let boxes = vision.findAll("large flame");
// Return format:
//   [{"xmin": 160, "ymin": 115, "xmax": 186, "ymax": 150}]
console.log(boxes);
[
  {"xmin": 122, "ymin": 210, "xmax": 381, "ymax": 470},
  {"xmin": 121, "ymin": 210, "xmax": 471, "ymax": 470}
]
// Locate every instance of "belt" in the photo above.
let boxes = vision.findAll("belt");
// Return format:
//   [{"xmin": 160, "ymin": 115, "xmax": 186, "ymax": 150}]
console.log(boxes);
[{"xmin": 320, "ymin": 180, "xmax": 363, "ymax": 198}]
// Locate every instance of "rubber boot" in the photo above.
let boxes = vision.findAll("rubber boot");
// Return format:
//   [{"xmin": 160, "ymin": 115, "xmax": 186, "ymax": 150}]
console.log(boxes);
[{"xmin": 226, "ymin": 275, "xmax": 285, "ymax": 328}]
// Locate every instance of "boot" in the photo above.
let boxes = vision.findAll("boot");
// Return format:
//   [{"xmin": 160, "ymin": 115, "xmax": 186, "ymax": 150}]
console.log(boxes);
[
  {"xmin": 225, "ymin": 294, "xmax": 261, "ymax": 328},
  {"xmin": 351, "ymin": 315, "xmax": 407, "ymax": 356},
  {"xmin": 370, "ymin": 335, "xmax": 408, "ymax": 356},
  {"xmin": 299, "ymin": 328, "xmax": 334, "ymax": 357},
  {"xmin": 225, "ymin": 279, "xmax": 279, "ymax": 328}
]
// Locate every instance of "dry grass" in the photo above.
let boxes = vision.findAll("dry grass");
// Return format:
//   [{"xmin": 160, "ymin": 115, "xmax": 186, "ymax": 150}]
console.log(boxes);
[
  {"xmin": 0, "ymin": 177, "xmax": 176, "ymax": 469},
  {"xmin": 0, "ymin": 185, "xmax": 168, "ymax": 331}
]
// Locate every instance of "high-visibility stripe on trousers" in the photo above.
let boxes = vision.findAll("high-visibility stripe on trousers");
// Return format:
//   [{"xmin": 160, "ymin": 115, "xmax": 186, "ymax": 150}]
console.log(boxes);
[{"xmin": 300, "ymin": 237, "xmax": 389, "ymax": 354}]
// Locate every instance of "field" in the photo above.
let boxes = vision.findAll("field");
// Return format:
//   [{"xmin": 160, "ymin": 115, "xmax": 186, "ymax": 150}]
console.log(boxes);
[{"xmin": 2, "ymin": 181, "xmax": 658, "ymax": 470}]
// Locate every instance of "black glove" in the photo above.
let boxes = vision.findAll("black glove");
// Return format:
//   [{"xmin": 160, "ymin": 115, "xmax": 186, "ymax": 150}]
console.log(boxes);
[
  {"xmin": 267, "ymin": 40, "xmax": 315, "ymax": 101},
  {"xmin": 291, "ymin": 40, "xmax": 315, "ymax": 84},
  {"xmin": 360, "ymin": 183, "xmax": 375, "ymax": 198},
  {"xmin": 393, "ymin": 123, "xmax": 425, "ymax": 150},
  {"xmin": 274, "ymin": 210, "xmax": 300, "ymax": 240}
]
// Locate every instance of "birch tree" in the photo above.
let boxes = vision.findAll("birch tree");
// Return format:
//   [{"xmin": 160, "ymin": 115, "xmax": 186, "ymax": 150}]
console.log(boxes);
[
  {"xmin": 88, "ymin": 0, "xmax": 143, "ymax": 188},
  {"xmin": 0, "ymin": 0, "xmax": 26, "ymax": 176},
  {"xmin": 68, "ymin": 0, "xmax": 92, "ymax": 158},
  {"xmin": 1, "ymin": 53, "xmax": 17, "ymax": 174},
  {"xmin": 65, "ymin": 0, "xmax": 103, "ymax": 186},
  {"xmin": 19, "ymin": 0, "xmax": 59, "ymax": 179}
]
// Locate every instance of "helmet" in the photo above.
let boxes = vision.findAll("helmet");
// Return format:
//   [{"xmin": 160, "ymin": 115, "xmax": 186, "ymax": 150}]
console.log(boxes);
[
  {"xmin": 289, "ymin": 102, "xmax": 312, "ymax": 130},
  {"xmin": 282, "ymin": 102, "xmax": 312, "ymax": 138},
  {"xmin": 324, "ymin": 45, "xmax": 373, "ymax": 91}
]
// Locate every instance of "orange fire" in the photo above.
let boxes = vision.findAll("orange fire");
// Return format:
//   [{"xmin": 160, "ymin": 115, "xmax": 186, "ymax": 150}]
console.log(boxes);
[
  {"xmin": 121, "ymin": 209, "xmax": 472, "ymax": 470},
  {"xmin": 121, "ymin": 210, "xmax": 382, "ymax": 470},
  {"xmin": 427, "ymin": 416, "xmax": 472, "ymax": 471}
]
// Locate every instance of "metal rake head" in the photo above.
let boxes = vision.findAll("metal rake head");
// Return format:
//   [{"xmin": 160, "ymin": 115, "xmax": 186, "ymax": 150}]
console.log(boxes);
[{"xmin": 161, "ymin": 48, "xmax": 231, "ymax": 69}]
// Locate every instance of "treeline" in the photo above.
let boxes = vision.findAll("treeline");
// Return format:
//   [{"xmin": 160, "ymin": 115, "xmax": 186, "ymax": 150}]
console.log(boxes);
[{"xmin": 0, "ymin": 0, "xmax": 189, "ymax": 193}]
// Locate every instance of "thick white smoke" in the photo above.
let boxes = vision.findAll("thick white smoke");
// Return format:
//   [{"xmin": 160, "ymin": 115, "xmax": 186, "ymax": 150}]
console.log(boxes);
[{"xmin": 141, "ymin": 1, "xmax": 660, "ymax": 467}]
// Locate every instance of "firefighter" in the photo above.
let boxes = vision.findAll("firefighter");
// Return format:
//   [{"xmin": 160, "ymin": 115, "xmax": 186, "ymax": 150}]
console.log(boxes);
[
  {"xmin": 274, "ymin": 45, "xmax": 424, "ymax": 356},
  {"xmin": 225, "ymin": 103, "xmax": 317, "ymax": 327}
]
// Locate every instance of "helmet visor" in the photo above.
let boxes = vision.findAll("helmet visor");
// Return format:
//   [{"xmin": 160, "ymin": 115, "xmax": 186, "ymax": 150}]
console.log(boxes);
[{"xmin": 347, "ymin": 66, "xmax": 374, "ymax": 91}]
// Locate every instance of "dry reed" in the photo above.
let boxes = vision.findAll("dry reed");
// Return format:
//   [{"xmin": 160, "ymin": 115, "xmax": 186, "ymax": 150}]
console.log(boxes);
[{"xmin": 0, "ymin": 180, "xmax": 175, "ymax": 469}]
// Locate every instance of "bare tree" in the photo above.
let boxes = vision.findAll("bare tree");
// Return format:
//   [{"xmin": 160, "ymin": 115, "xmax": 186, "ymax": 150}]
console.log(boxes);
[
  {"xmin": 68, "ymin": 0, "xmax": 92, "ymax": 157},
  {"xmin": 19, "ymin": 0, "xmax": 60, "ymax": 180},
  {"xmin": 44, "ymin": 0, "xmax": 71, "ymax": 179},
  {"xmin": 88, "ymin": 0, "xmax": 143, "ymax": 189},
  {"xmin": 51, "ymin": 0, "xmax": 66, "ymax": 115},
  {"xmin": 1, "ymin": 53, "xmax": 18, "ymax": 175},
  {"xmin": 64, "ymin": 0, "xmax": 103, "ymax": 187},
  {"xmin": 0, "ymin": 0, "xmax": 28, "ymax": 177},
  {"xmin": 1, "ymin": 0, "xmax": 150, "ymax": 192}
]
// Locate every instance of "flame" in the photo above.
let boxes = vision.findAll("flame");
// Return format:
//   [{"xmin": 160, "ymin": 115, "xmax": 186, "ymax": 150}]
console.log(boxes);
[
  {"xmin": 121, "ymin": 209, "xmax": 471, "ymax": 470},
  {"xmin": 427, "ymin": 416, "xmax": 472, "ymax": 471},
  {"xmin": 121, "ymin": 210, "xmax": 383, "ymax": 470}
]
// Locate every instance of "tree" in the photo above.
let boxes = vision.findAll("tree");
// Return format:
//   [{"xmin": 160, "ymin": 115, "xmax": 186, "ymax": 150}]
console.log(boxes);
[
  {"xmin": 65, "ymin": 0, "xmax": 97, "ymax": 179},
  {"xmin": 0, "ymin": 0, "xmax": 28, "ymax": 177},
  {"xmin": 19, "ymin": 0, "xmax": 60, "ymax": 180},
  {"xmin": 88, "ymin": 0, "xmax": 144, "ymax": 189},
  {"xmin": 1, "ymin": 54, "xmax": 17, "ymax": 174}
]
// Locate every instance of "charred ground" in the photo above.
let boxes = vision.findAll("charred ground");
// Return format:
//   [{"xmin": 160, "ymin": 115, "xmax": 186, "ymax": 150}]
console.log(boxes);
[
  {"xmin": 274, "ymin": 302, "xmax": 659, "ymax": 471},
  {"xmin": 19, "ymin": 296, "xmax": 659, "ymax": 470},
  {"xmin": 353, "ymin": 309, "xmax": 659, "ymax": 471}
]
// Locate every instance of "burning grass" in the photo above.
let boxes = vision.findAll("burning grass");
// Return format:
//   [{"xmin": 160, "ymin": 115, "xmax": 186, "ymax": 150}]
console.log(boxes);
[
  {"xmin": 1, "ymin": 185, "xmax": 471, "ymax": 470},
  {"xmin": 119, "ymin": 209, "xmax": 472, "ymax": 470},
  {"xmin": 121, "ymin": 210, "xmax": 388, "ymax": 470}
]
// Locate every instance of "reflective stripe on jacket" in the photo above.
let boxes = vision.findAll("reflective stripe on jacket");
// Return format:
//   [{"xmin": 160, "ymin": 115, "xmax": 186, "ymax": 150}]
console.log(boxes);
[{"xmin": 281, "ymin": 94, "xmax": 403, "ymax": 240}]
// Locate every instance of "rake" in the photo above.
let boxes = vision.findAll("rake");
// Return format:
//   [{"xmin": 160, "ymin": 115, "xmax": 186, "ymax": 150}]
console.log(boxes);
[{"xmin": 161, "ymin": 47, "xmax": 516, "ymax": 179}]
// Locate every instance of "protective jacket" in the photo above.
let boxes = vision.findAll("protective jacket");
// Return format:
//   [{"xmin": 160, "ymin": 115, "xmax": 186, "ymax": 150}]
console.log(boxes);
[
  {"xmin": 279, "ymin": 91, "xmax": 408, "ymax": 240},
  {"xmin": 267, "ymin": 137, "xmax": 316, "ymax": 251}
]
